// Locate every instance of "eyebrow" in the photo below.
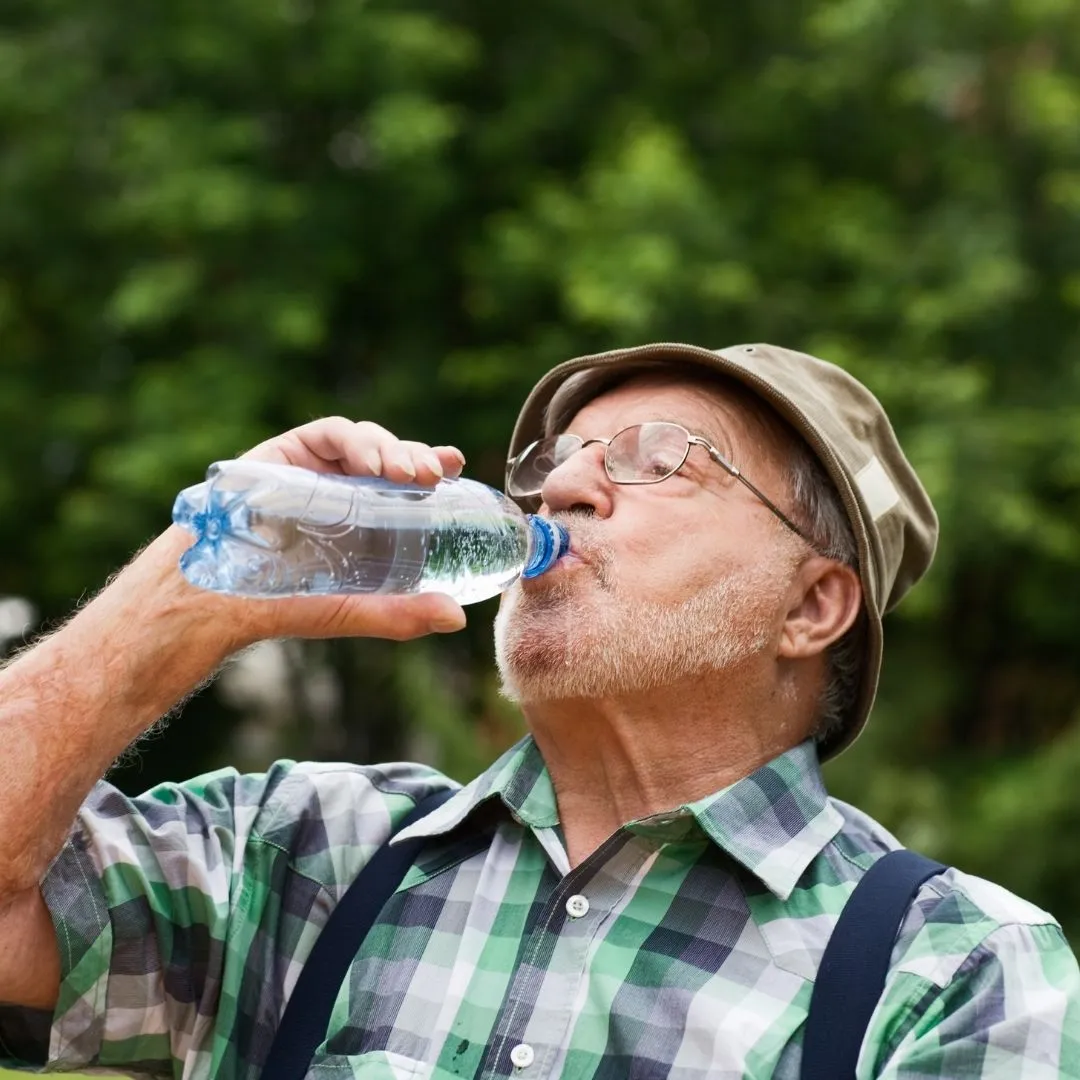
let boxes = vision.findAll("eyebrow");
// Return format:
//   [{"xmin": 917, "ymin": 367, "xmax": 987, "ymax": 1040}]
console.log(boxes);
[
  {"xmin": 636, "ymin": 415, "xmax": 726, "ymax": 448},
  {"xmin": 561, "ymin": 415, "xmax": 730, "ymax": 452}
]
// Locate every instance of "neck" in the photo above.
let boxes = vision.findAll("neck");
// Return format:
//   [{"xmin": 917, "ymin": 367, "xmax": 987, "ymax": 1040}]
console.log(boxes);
[{"xmin": 521, "ymin": 668, "xmax": 811, "ymax": 868}]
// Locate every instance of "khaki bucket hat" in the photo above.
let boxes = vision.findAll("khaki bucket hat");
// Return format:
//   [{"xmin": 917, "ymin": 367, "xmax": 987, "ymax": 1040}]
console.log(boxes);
[{"xmin": 505, "ymin": 343, "xmax": 939, "ymax": 760}]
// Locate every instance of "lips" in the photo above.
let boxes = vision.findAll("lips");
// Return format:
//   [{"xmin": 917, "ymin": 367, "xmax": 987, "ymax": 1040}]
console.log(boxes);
[
  {"xmin": 548, "ymin": 521, "xmax": 590, "ymax": 563},
  {"xmin": 541, "ymin": 515, "xmax": 608, "ymax": 575}
]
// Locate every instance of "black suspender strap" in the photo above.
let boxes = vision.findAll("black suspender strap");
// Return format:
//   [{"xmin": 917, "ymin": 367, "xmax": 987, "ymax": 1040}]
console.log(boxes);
[
  {"xmin": 261, "ymin": 787, "xmax": 455, "ymax": 1080},
  {"xmin": 801, "ymin": 849, "xmax": 947, "ymax": 1080}
]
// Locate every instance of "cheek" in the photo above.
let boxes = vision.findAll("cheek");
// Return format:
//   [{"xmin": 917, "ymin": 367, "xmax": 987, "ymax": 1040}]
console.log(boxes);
[{"xmin": 615, "ymin": 517, "xmax": 740, "ymax": 599}]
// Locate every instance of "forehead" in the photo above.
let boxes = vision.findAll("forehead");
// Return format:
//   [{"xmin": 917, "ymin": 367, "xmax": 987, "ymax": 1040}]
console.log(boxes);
[{"xmin": 562, "ymin": 372, "xmax": 755, "ymax": 446}]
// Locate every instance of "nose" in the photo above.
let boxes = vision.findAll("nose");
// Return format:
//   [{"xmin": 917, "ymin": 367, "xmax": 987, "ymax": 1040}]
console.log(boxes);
[{"xmin": 538, "ymin": 441, "xmax": 614, "ymax": 517}]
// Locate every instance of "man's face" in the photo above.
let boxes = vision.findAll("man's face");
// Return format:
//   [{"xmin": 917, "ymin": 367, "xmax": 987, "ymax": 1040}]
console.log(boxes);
[{"xmin": 494, "ymin": 373, "xmax": 806, "ymax": 703}]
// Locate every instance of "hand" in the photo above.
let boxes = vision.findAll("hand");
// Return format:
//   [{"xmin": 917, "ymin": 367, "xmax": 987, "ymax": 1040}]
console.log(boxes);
[{"xmin": 177, "ymin": 417, "xmax": 471, "ymax": 644}]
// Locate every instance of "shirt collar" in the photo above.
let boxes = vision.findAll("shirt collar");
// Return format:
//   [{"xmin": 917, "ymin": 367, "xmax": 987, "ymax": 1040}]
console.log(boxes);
[
  {"xmin": 392, "ymin": 736, "xmax": 557, "ymax": 844},
  {"xmin": 684, "ymin": 740, "xmax": 843, "ymax": 900},
  {"xmin": 394, "ymin": 736, "xmax": 842, "ymax": 901}
]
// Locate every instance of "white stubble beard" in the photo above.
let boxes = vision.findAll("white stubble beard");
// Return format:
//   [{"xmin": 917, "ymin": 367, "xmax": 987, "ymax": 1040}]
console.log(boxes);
[{"xmin": 494, "ymin": 523, "xmax": 795, "ymax": 704}]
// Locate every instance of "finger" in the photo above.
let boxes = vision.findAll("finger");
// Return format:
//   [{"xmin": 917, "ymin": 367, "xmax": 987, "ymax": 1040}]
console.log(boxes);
[
  {"xmin": 242, "ymin": 417, "xmax": 395, "ymax": 476},
  {"xmin": 431, "ymin": 446, "xmax": 467, "ymax": 479},
  {"xmin": 239, "ymin": 419, "xmax": 460, "ymax": 487},
  {"xmin": 297, "ymin": 420, "xmax": 399, "ymax": 477},
  {"xmin": 375, "ymin": 439, "xmax": 465, "ymax": 486},
  {"xmin": 393, "ymin": 441, "xmax": 455, "ymax": 486},
  {"xmin": 343, "ymin": 593, "xmax": 467, "ymax": 639},
  {"xmin": 376, "ymin": 439, "xmax": 421, "ymax": 484},
  {"xmin": 252, "ymin": 591, "xmax": 467, "ymax": 642}
]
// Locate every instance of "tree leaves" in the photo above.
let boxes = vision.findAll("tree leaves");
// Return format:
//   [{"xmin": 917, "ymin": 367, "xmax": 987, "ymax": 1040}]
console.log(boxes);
[{"xmin": 2, "ymin": 0, "xmax": 1079, "ymax": 939}]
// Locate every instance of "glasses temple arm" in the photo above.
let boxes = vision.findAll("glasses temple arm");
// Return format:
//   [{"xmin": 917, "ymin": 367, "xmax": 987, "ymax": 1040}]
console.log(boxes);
[
  {"xmin": 705, "ymin": 447, "xmax": 816, "ymax": 547},
  {"xmin": 734, "ymin": 474, "xmax": 815, "ymax": 543}
]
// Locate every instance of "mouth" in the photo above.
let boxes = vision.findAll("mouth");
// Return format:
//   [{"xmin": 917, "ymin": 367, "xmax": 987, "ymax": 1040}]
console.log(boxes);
[
  {"xmin": 520, "ymin": 548, "xmax": 587, "ymax": 590},
  {"xmin": 550, "ymin": 549, "xmax": 588, "ymax": 572},
  {"xmin": 521, "ymin": 513, "xmax": 610, "ymax": 590}
]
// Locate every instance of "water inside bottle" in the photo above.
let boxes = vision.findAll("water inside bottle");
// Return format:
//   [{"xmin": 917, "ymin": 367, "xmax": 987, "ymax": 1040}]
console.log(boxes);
[{"xmin": 173, "ymin": 466, "xmax": 536, "ymax": 604}]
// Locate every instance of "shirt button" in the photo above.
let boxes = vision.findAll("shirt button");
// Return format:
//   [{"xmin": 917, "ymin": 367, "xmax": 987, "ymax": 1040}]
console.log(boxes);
[
  {"xmin": 565, "ymin": 894, "xmax": 590, "ymax": 918},
  {"xmin": 510, "ymin": 1043, "xmax": 535, "ymax": 1069}
]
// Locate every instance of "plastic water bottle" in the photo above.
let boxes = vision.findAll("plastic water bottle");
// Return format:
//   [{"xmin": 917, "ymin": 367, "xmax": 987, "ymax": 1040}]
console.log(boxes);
[{"xmin": 171, "ymin": 459, "xmax": 569, "ymax": 605}]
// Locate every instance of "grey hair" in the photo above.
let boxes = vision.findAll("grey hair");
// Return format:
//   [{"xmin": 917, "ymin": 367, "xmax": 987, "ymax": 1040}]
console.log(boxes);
[
  {"xmin": 543, "ymin": 362, "xmax": 865, "ymax": 744},
  {"xmin": 787, "ymin": 444, "xmax": 864, "ymax": 744}
]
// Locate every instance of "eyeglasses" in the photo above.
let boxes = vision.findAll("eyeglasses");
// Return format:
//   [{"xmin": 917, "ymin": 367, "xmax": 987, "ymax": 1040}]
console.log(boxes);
[{"xmin": 506, "ymin": 420, "xmax": 813, "ymax": 544}]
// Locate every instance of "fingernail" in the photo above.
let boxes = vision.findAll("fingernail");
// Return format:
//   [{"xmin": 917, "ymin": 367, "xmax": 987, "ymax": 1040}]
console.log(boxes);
[
  {"xmin": 364, "ymin": 449, "xmax": 382, "ymax": 475},
  {"xmin": 432, "ymin": 611, "xmax": 466, "ymax": 633},
  {"xmin": 392, "ymin": 450, "xmax": 416, "ymax": 479},
  {"xmin": 425, "ymin": 453, "xmax": 444, "ymax": 478}
]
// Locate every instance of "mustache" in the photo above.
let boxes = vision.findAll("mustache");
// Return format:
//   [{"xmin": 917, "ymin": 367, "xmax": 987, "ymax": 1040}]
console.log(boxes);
[{"xmin": 547, "ymin": 511, "xmax": 615, "ymax": 582}]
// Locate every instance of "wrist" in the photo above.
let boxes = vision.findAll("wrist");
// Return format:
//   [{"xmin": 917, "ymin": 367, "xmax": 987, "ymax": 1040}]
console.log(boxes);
[{"xmin": 84, "ymin": 526, "xmax": 258, "ymax": 697}]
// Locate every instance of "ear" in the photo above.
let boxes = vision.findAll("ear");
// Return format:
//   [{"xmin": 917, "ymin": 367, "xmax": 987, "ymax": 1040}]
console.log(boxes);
[{"xmin": 778, "ymin": 558, "xmax": 862, "ymax": 660}]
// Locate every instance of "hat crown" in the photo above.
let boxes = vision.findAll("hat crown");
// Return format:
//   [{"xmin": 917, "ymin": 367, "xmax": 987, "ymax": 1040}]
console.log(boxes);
[{"xmin": 715, "ymin": 344, "xmax": 938, "ymax": 615}]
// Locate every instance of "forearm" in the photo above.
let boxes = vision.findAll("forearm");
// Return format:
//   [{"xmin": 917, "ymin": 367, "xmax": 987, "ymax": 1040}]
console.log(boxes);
[{"xmin": 0, "ymin": 526, "xmax": 250, "ymax": 896}]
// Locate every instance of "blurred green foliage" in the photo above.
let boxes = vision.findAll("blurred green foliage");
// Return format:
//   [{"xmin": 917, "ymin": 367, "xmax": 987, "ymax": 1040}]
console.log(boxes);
[{"xmin": 1, "ymin": 0, "xmax": 1080, "ymax": 944}]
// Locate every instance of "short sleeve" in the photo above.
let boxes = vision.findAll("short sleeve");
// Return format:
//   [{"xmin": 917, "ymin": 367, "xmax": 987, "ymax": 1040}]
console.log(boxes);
[{"xmin": 870, "ymin": 921, "xmax": 1080, "ymax": 1078}]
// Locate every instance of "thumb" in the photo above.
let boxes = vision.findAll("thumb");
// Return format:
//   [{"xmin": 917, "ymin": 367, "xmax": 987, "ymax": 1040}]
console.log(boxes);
[{"xmin": 255, "ymin": 591, "xmax": 468, "ymax": 642}]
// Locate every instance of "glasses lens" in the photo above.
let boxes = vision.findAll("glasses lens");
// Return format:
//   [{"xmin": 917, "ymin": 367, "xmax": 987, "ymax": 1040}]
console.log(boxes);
[
  {"xmin": 607, "ymin": 422, "xmax": 690, "ymax": 483},
  {"xmin": 507, "ymin": 434, "xmax": 582, "ymax": 496}
]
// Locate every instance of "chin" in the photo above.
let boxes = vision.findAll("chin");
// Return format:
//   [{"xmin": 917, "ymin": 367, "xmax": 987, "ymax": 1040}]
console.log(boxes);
[
  {"xmin": 493, "ymin": 587, "xmax": 671, "ymax": 703},
  {"xmin": 494, "ymin": 570, "xmax": 781, "ymax": 705},
  {"xmin": 494, "ymin": 584, "xmax": 586, "ymax": 702}
]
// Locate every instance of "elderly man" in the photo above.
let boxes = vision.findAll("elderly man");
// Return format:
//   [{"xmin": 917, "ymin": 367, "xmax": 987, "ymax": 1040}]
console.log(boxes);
[{"xmin": 0, "ymin": 343, "xmax": 1076, "ymax": 1078}]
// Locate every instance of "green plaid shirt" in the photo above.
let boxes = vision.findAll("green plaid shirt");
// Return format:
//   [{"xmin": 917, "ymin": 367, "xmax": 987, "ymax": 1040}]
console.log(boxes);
[{"xmin": 2, "ymin": 737, "xmax": 1078, "ymax": 1078}]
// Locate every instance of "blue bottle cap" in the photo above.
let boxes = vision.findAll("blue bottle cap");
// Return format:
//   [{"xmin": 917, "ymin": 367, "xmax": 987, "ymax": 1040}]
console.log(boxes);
[{"xmin": 521, "ymin": 516, "xmax": 570, "ymax": 579}]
